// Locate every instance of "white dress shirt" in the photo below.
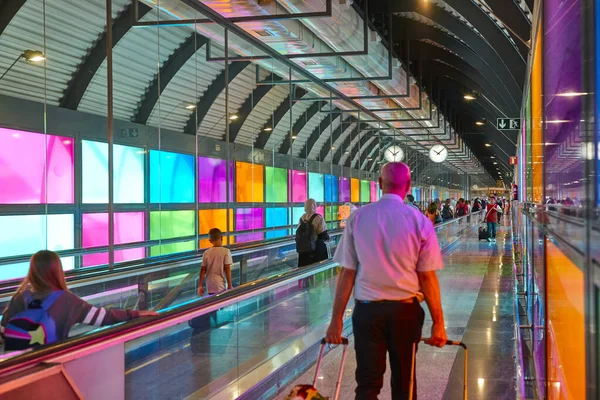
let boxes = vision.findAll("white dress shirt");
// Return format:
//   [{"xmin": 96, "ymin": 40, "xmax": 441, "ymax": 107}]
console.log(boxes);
[{"xmin": 333, "ymin": 193, "xmax": 444, "ymax": 301}]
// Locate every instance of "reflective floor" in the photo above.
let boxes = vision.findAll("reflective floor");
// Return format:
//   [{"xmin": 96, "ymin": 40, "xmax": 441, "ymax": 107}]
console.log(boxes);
[{"xmin": 286, "ymin": 219, "xmax": 516, "ymax": 400}]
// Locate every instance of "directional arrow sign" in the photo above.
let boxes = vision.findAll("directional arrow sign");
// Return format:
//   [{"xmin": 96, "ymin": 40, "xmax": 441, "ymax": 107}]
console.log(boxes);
[{"xmin": 497, "ymin": 118, "xmax": 520, "ymax": 130}]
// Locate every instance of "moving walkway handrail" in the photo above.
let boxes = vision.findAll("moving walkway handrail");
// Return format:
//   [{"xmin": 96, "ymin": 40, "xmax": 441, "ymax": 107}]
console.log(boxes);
[
  {"xmin": 0, "ymin": 259, "xmax": 341, "ymax": 376},
  {"xmin": 0, "ymin": 229, "xmax": 344, "ymax": 297}
]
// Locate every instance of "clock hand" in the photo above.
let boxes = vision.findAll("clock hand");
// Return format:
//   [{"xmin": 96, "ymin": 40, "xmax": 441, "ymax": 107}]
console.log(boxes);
[{"xmin": 434, "ymin": 149, "xmax": 442, "ymax": 155}]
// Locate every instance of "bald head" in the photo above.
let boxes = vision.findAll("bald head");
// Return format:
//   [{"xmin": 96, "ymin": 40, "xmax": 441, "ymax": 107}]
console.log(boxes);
[{"xmin": 379, "ymin": 162, "xmax": 411, "ymax": 197}]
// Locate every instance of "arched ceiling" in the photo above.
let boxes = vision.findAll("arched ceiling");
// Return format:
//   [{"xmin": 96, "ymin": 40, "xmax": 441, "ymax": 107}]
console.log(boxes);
[{"xmin": 0, "ymin": 0, "xmax": 532, "ymax": 186}]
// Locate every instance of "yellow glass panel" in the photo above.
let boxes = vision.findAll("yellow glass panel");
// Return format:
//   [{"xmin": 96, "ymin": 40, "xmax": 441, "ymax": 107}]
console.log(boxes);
[
  {"xmin": 532, "ymin": 26, "xmax": 543, "ymax": 203},
  {"xmin": 236, "ymin": 162, "xmax": 264, "ymax": 203},
  {"xmin": 199, "ymin": 209, "xmax": 233, "ymax": 248},
  {"xmin": 546, "ymin": 242, "xmax": 585, "ymax": 399},
  {"xmin": 351, "ymin": 178, "xmax": 359, "ymax": 203}
]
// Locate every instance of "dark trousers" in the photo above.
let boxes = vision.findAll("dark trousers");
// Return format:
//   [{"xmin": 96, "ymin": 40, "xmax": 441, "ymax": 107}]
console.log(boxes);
[
  {"xmin": 352, "ymin": 300, "xmax": 425, "ymax": 400},
  {"xmin": 487, "ymin": 221, "xmax": 497, "ymax": 238}
]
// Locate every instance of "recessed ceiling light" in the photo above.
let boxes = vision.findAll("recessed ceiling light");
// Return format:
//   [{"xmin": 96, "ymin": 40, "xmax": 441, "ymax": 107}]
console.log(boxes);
[
  {"xmin": 464, "ymin": 94, "xmax": 476, "ymax": 101},
  {"xmin": 476, "ymin": 121, "xmax": 485, "ymax": 126},
  {"xmin": 291, "ymin": 135, "xmax": 297, "ymax": 139},
  {"xmin": 229, "ymin": 114, "xmax": 239, "ymax": 120},
  {"xmin": 485, "ymin": 143, "xmax": 492, "ymax": 147},
  {"xmin": 493, "ymin": 162, "xmax": 498, "ymax": 165},
  {"xmin": 185, "ymin": 104, "xmax": 196, "ymax": 110},
  {"xmin": 263, "ymin": 127, "xmax": 272, "ymax": 132}
]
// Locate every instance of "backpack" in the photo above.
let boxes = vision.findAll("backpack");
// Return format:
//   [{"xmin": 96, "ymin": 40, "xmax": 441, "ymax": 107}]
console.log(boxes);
[
  {"xmin": 441, "ymin": 205, "xmax": 453, "ymax": 219},
  {"xmin": 296, "ymin": 214, "xmax": 319, "ymax": 254},
  {"xmin": 457, "ymin": 204, "xmax": 466, "ymax": 217},
  {"xmin": 4, "ymin": 290, "xmax": 63, "ymax": 351}
]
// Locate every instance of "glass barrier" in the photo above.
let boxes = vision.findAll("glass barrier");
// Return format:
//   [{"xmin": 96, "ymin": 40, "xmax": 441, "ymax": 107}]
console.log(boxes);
[{"xmin": 0, "ymin": 212, "xmax": 481, "ymax": 399}]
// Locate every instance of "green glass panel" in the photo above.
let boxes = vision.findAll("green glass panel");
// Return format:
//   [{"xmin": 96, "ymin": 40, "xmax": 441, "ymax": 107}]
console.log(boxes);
[
  {"xmin": 150, "ymin": 210, "xmax": 195, "ymax": 256},
  {"xmin": 360, "ymin": 180, "xmax": 370, "ymax": 202},
  {"xmin": 265, "ymin": 166, "xmax": 288, "ymax": 203}
]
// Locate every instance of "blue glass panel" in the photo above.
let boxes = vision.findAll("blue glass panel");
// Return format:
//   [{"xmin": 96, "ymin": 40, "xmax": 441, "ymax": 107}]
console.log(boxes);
[
  {"xmin": 150, "ymin": 150, "xmax": 195, "ymax": 203},
  {"xmin": 265, "ymin": 208, "xmax": 288, "ymax": 239},
  {"xmin": 325, "ymin": 175, "xmax": 339, "ymax": 202}
]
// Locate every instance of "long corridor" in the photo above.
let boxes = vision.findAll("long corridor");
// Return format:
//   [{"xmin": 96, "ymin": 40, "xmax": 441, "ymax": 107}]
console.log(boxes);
[{"xmin": 286, "ymin": 219, "xmax": 516, "ymax": 400}]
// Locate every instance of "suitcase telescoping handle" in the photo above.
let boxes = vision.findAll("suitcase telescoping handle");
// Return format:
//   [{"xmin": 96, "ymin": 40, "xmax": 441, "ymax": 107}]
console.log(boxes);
[
  {"xmin": 313, "ymin": 338, "xmax": 349, "ymax": 400},
  {"xmin": 408, "ymin": 338, "xmax": 468, "ymax": 400}
]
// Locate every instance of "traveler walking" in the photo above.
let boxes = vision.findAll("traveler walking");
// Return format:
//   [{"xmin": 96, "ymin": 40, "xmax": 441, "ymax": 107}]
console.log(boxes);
[
  {"xmin": 296, "ymin": 199, "xmax": 329, "ymax": 267},
  {"xmin": 484, "ymin": 197, "xmax": 502, "ymax": 242},
  {"xmin": 325, "ymin": 162, "xmax": 447, "ymax": 400}
]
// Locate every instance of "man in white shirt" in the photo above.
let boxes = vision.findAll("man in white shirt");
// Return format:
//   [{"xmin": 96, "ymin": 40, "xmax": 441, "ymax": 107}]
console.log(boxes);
[{"xmin": 326, "ymin": 162, "xmax": 447, "ymax": 400}]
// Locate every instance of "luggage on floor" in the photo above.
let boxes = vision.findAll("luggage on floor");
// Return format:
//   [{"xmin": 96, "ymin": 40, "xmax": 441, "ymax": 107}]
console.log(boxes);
[
  {"xmin": 409, "ymin": 339, "xmax": 468, "ymax": 400},
  {"xmin": 284, "ymin": 338, "xmax": 349, "ymax": 400},
  {"xmin": 478, "ymin": 226, "xmax": 489, "ymax": 241}
]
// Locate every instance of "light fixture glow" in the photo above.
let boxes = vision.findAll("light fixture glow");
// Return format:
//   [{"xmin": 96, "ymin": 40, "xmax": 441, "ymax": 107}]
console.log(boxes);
[
  {"xmin": 493, "ymin": 162, "xmax": 498, "ymax": 165},
  {"xmin": 485, "ymin": 143, "xmax": 492, "ymax": 147},
  {"xmin": 23, "ymin": 50, "xmax": 45, "ymax": 63},
  {"xmin": 556, "ymin": 91, "xmax": 588, "ymax": 97},
  {"xmin": 263, "ymin": 127, "xmax": 272, "ymax": 132},
  {"xmin": 546, "ymin": 119, "xmax": 570, "ymax": 124},
  {"xmin": 476, "ymin": 121, "xmax": 485, "ymax": 126},
  {"xmin": 464, "ymin": 94, "xmax": 476, "ymax": 101},
  {"xmin": 229, "ymin": 114, "xmax": 239, "ymax": 120},
  {"xmin": 185, "ymin": 104, "xmax": 196, "ymax": 110},
  {"xmin": 291, "ymin": 135, "xmax": 297, "ymax": 139}
]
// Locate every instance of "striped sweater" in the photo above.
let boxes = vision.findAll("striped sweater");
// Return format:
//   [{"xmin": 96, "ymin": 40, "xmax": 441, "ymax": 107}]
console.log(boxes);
[{"xmin": 0, "ymin": 290, "xmax": 139, "ymax": 341}]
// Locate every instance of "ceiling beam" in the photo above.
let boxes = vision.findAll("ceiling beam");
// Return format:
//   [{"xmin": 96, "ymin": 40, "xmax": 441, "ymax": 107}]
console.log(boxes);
[
  {"xmin": 278, "ymin": 100, "xmax": 327, "ymax": 154},
  {"xmin": 132, "ymin": 33, "xmax": 208, "ymax": 124},
  {"xmin": 318, "ymin": 117, "xmax": 359, "ymax": 161},
  {"xmin": 226, "ymin": 73, "xmax": 280, "ymax": 143},
  {"xmin": 254, "ymin": 87, "xmax": 307, "ymax": 149},
  {"xmin": 183, "ymin": 61, "xmax": 249, "ymax": 135},
  {"xmin": 60, "ymin": 2, "xmax": 152, "ymax": 110}
]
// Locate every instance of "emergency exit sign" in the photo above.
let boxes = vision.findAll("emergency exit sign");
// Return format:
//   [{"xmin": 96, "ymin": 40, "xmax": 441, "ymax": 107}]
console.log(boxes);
[
  {"xmin": 497, "ymin": 118, "xmax": 520, "ymax": 130},
  {"xmin": 510, "ymin": 156, "xmax": 518, "ymax": 165}
]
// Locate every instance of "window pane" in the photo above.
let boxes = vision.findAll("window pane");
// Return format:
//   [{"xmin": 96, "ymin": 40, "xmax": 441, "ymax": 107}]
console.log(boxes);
[
  {"xmin": 198, "ymin": 156, "xmax": 233, "ymax": 203},
  {"xmin": 308, "ymin": 172, "xmax": 324, "ymax": 203},
  {"xmin": 324, "ymin": 174, "xmax": 339, "ymax": 203},
  {"xmin": 199, "ymin": 209, "xmax": 233, "ymax": 248},
  {"xmin": 236, "ymin": 161, "xmax": 264, "ymax": 203},
  {"xmin": 0, "ymin": 128, "xmax": 74, "ymax": 204},
  {"xmin": 81, "ymin": 212, "xmax": 145, "ymax": 267},
  {"xmin": 235, "ymin": 208, "xmax": 264, "ymax": 243},
  {"xmin": 265, "ymin": 207, "xmax": 288, "ymax": 239},
  {"xmin": 351, "ymin": 178, "xmax": 360, "ymax": 203},
  {"xmin": 82, "ymin": 141, "xmax": 145, "ymax": 203},
  {"xmin": 0, "ymin": 214, "xmax": 74, "ymax": 281},
  {"xmin": 149, "ymin": 210, "xmax": 195, "ymax": 256},
  {"xmin": 265, "ymin": 166, "xmax": 288, "ymax": 202},
  {"xmin": 339, "ymin": 177, "xmax": 351, "ymax": 202},
  {"xmin": 289, "ymin": 170, "xmax": 307, "ymax": 203},
  {"xmin": 150, "ymin": 150, "xmax": 194, "ymax": 203},
  {"xmin": 360, "ymin": 180, "xmax": 370, "ymax": 203}
]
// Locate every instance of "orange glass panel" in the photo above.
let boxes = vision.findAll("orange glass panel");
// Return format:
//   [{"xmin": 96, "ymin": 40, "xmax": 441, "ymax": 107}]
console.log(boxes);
[
  {"xmin": 235, "ymin": 162, "xmax": 264, "ymax": 203},
  {"xmin": 532, "ymin": 26, "xmax": 543, "ymax": 203},
  {"xmin": 351, "ymin": 178, "xmax": 359, "ymax": 203},
  {"xmin": 546, "ymin": 242, "xmax": 585, "ymax": 399},
  {"xmin": 199, "ymin": 209, "xmax": 233, "ymax": 248}
]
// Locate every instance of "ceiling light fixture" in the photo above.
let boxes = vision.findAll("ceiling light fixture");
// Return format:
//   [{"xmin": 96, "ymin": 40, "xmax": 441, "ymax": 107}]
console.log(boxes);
[
  {"xmin": 263, "ymin": 127, "xmax": 272, "ymax": 132},
  {"xmin": 291, "ymin": 134, "xmax": 297, "ymax": 139},
  {"xmin": 476, "ymin": 121, "xmax": 485, "ymax": 126},
  {"xmin": 0, "ymin": 49, "xmax": 45, "ymax": 82},
  {"xmin": 229, "ymin": 114, "xmax": 239, "ymax": 120},
  {"xmin": 464, "ymin": 94, "xmax": 476, "ymax": 101},
  {"xmin": 185, "ymin": 104, "xmax": 196, "ymax": 110},
  {"xmin": 485, "ymin": 143, "xmax": 492, "ymax": 147},
  {"xmin": 556, "ymin": 92, "xmax": 588, "ymax": 97}
]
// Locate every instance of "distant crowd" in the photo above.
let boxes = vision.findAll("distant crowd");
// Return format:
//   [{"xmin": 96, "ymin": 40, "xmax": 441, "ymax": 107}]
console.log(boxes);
[{"xmin": 402, "ymin": 196, "xmax": 510, "ymax": 225}]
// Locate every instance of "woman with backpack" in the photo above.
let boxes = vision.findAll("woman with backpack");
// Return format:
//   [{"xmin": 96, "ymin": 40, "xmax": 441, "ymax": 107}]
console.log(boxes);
[
  {"xmin": 296, "ymin": 199, "xmax": 329, "ymax": 267},
  {"xmin": 441, "ymin": 199, "xmax": 454, "ymax": 222},
  {"xmin": 1, "ymin": 250, "xmax": 157, "ymax": 351}
]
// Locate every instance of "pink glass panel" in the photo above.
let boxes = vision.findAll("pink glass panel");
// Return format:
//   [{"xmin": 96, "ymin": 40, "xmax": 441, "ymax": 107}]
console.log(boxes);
[
  {"xmin": 198, "ymin": 156, "xmax": 233, "ymax": 203},
  {"xmin": 289, "ymin": 170, "xmax": 307, "ymax": 203},
  {"xmin": 0, "ymin": 128, "xmax": 74, "ymax": 204},
  {"xmin": 235, "ymin": 208, "xmax": 264, "ymax": 243},
  {"xmin": 370, "ymin": 181, "xmax": 378, "ymax": 202},
  {"xmin": 81, "ymin": 212, "xmax": 145, "ymax": 267},
  {"xmin": 316, "ymin": 205, "xmax": 325, "ymax": 218}
]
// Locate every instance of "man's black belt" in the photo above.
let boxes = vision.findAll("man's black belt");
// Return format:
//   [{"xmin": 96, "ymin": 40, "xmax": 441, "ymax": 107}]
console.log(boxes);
[{"xmin": 355, "ymin": 298, "xmax": 415, "ymax": 304}]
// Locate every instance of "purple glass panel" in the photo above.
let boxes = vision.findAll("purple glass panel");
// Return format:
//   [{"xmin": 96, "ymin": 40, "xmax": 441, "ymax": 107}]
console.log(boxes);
[
  {"xmin": 544, "ymin": 0, "xmax": 583, "ymax": 203},
  {"xmin": 198, "ymin": 156, "xmax": 233, "ymax": 203},
  {"xmin": 0, "ymin": 128, "xmax": 74, "ymax": 204},
  {"xmin": 235, "ymin": 208, "xmax": 265, "ymax": 243},
  {"xmin": 289, "ymin": 170, "xmax": 307, "ymax": 203},
  {"xmin": 339, "ymin": 177, "xmax": 351, "ymax": 202}
]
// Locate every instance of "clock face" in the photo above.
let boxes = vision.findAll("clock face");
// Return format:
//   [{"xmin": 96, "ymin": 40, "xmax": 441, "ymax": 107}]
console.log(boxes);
[
  {"xmin": 429, "ymin": 144, "xmax": 448, "ymax": 163},
  {"xmin": 384, "ymin": 145, "xmax": 404, "ymax": 162}
]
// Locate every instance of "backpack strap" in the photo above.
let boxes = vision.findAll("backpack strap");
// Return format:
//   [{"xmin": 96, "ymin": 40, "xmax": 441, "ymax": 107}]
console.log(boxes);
[
  {"xmin": 41, "ymin": 290, "xmax": 64, "ymax": 310},
  {"xmin": 308, "ymin": 213, "xmax": 319, "ymax": 223}
]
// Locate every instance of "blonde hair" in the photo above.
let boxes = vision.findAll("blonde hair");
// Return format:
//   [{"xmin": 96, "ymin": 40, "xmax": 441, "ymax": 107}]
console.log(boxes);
[{"xmin": 16, "ymin": 250, "xmax": 68, "ymax": 295}]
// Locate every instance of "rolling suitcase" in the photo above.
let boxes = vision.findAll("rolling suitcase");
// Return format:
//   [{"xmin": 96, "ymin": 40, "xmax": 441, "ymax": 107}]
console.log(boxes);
[
  {"xmin": 478, "ymin": 226, "xmax": 489, "ymax": 241},
  {"xmin": 284, "ymin": 338, "xmax": 349, "ymax": 400},
  {"xmin": 409, "ymin": 338, "xmax": 468, "ymax": 400}
]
